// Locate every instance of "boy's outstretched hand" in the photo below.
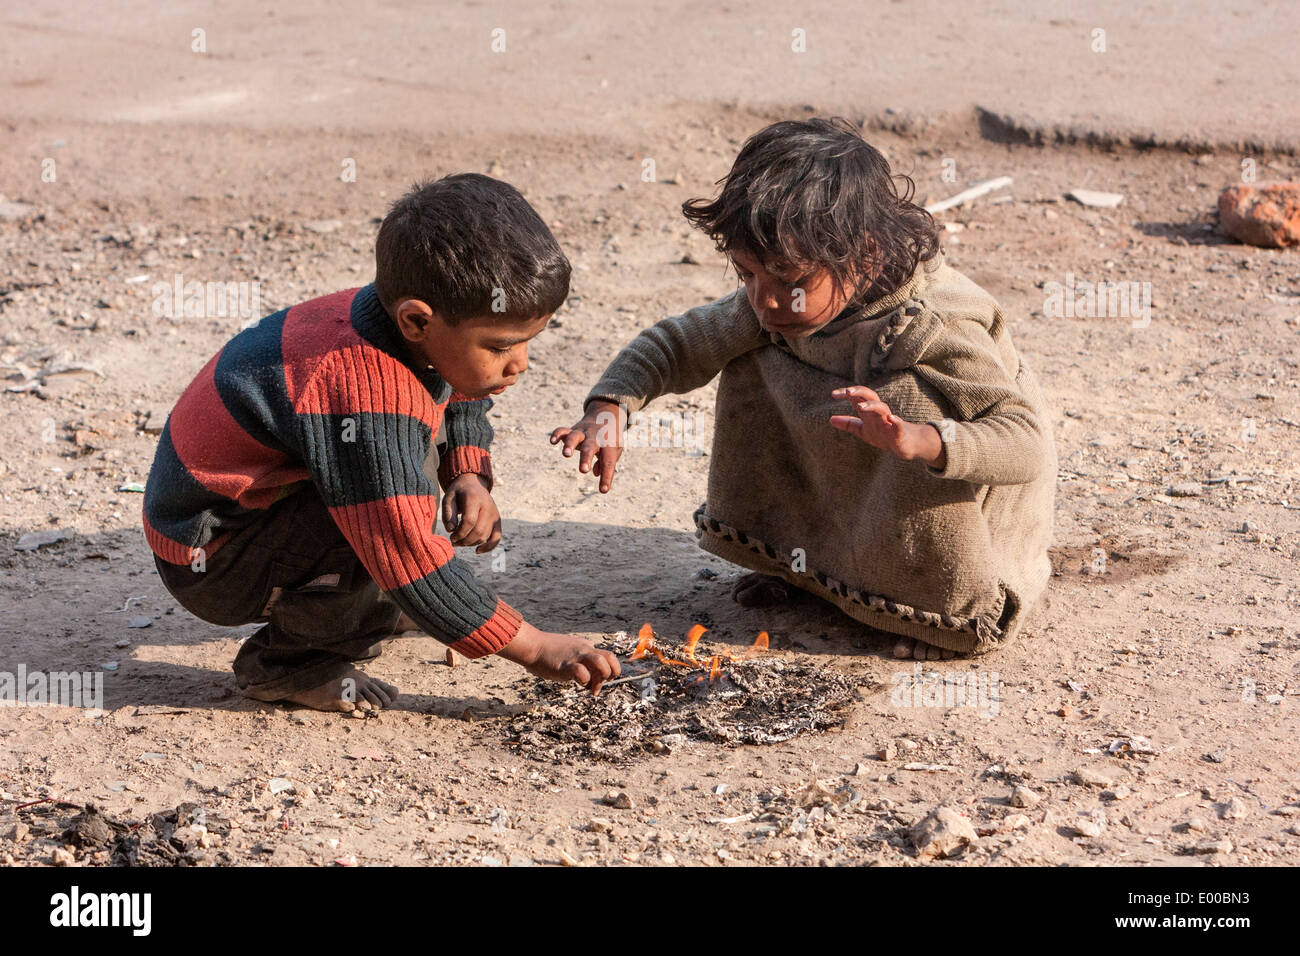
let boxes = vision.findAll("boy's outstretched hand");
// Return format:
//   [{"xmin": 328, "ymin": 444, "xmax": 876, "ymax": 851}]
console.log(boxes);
[
  {"xmin": 549, "ymin": 399, "xmax": 625, "ymax": 493},
  {"xmin": 497, "ymin": 622, "xmax": 622, "ymax": 695},
  {"xmin": 442, "ymin": 473, "xmax": 502, "ymax": 553},
  {"xmin": 829, "ymin": 386, "xmax": 947, "ymax": 469}
]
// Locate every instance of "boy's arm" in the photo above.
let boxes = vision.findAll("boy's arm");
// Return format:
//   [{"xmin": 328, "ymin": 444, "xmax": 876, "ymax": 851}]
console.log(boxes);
[
  {"xmin": 586, "ymin": 288, "xmax": 768, "ymax": 413},
  {"xmin": 895, "ymin": 314, "xmax": 1050, "ymax": 486},
  {"xmin": 437, "ymin": 392, "xmax": 495, "ymax": 491},
  {"xmin": 295, "ymin": 361, "xmax": 519, "ymax": 658}
]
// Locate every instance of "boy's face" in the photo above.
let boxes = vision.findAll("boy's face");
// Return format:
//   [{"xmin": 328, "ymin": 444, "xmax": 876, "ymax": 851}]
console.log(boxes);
[
  {"xmin": 729, "ymin": 247, "xmax": 856, "ymax": 338},
  {"xmin": 392, "ymin": 298, "xmax": 550, "ymax": 398}
]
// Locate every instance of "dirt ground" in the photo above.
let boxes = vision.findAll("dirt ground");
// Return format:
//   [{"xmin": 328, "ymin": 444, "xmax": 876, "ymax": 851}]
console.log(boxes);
[{"xmin": 2, "ymin": 3, "xmax": 1299, "ymax": 868}]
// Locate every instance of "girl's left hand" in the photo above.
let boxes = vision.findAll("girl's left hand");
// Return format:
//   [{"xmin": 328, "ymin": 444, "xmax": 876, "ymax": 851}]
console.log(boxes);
[{"xmin": 829, "ymin": 386, "xmax": 945, "ymax": 468}]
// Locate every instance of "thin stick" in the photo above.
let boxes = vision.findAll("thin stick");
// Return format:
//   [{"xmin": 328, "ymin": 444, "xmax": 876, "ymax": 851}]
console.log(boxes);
[
  {"xmin": 924, "ymin": 176, "xmax": 1013, "ymax": 214},
  {"xmin": 599, "ymin": 668, "xmax": 661, "ymax": 689}
]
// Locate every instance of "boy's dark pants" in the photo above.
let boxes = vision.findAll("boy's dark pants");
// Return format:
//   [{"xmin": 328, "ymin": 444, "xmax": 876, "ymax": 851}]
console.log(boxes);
[{"xmin": 154, "ymin": 485, "xmax": 404, "ymax": 700}]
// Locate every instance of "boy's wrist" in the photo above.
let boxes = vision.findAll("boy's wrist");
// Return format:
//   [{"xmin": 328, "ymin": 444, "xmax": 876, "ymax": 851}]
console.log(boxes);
[
  {"xmin": 497, "ymin": 620, "xmax": 542, "ymax": 666},
  {"xmin": 448, "ymin": 472, "xmax": 491, "ymax": 492}
]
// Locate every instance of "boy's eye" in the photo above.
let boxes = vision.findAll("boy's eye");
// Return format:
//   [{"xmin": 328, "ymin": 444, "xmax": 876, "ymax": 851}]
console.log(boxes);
[{"xmin": 489, "ymin": 345, "xmax": 512, "ymax": 354}]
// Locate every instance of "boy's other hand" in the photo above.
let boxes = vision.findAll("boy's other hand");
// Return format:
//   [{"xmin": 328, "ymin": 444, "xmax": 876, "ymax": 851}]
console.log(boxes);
[
  {"xmin": 549, "ymin": 399, "xmax": 625, "ymax": 493},
  {"xmin": 497, "ymin": 622, "xmax": 621, "ymax": 695},
  {"xmin": 442, "ymin": 473, "xmax": 502, "ymax": 553},
  {"xmin": 829, "ymin": 386, "xmax": 946, "ymax": 469}
]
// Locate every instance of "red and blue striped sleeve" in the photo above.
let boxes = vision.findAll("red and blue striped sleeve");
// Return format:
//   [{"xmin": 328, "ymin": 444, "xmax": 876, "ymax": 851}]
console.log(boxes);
[
  {"xmin": 438, "ymin": 392, "xmax": 495, "ymax": 490},
  {"xmin": 289, "ymin": 341, "xmax": 521, "ymax": 658}
]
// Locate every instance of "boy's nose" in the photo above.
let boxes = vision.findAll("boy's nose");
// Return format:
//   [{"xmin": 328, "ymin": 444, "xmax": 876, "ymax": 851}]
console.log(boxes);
[{"xmin": 506, "ymin": 347, "xmax": 528, "ymax": 376}]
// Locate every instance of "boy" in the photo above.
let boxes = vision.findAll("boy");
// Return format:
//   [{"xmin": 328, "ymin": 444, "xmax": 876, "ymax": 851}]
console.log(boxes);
[
  {"xmin": 552, "ymin": 119, "xmax": 1056, "ymax": 661},
  {"xmin": 145, "ymin": 174, "xmax": 619, "ymax": 712}
]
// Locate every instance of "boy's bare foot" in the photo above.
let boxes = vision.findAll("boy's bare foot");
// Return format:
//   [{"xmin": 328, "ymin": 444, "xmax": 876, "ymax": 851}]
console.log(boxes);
[
  {"xmin": 731, "ymin": 572, "xmax": 791, "ymax": 607},
  {"xmin": 278, "ymin": 668, "xmax": 400, "ymax": 713},
  {"xmin": 893, "ymin": 637, "xmax": 958, "ymax": 661}
]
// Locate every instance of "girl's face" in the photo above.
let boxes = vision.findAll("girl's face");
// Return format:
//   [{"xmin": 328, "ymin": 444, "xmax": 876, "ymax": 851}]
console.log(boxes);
[{"xmin": 729, "ymin": 247, "xmax": 857, "ymax": 338}]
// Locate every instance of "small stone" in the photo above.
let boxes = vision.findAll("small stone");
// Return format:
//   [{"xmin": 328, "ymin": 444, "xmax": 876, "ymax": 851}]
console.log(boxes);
[
  {"xmin": 1010, "ymin": 785, "xmax": 1041, "ymax": 808},
  {"xmin": 588, "ymin": 817, "xmax": 613, "ymax": 833},
  {"xmin": 128, "ymin": 615, "xmax": 153, "ymax": 628},
  {"xmin": 1057, "ymin": 703, "xmax": 1073, "ymax": 717},
  {"xmin": 603, "ymin": 790, "xmax": 634, "ymax": 810},
  {"xmin": 1005, "ymin": 813, "xmax": 1031, "ymax": 830},
  {"xmin": 911, "ymin": 806, "xmax": 978, "ymax": 860},
  {"xmin": 660, "ymin": 852, "xmax": 676, "ymax": 864},
  {"xmin": 4, "ymin": 823, "xmax": 30, "ymax": 843},
  {"xmin": 1074, "ymin": 766, "xmax": 1115, "ymax": 787},
  {"xmin": 1187, "ymin": 815, "xmax": 1208, "ymax": 832},
  {"xmin": 1219, "ymin": 796, "xmax": 1249, "ymax": 820},
  {"xmin": 1073, "ymin": 819, "xmax": 1104, "ymax": 838},
  {"xmin": 1168, "ymin": 482, "xmax": 1203, "ymax": 497},
  {"xmin": 877, "ymin": 743, "xmax": 897, "ymax": 761},
  {"xmin": 302, "ymin": 219, "xmax": 343, "ymax": 234},
  {"xmin": 1066, "ymin": 188, "xmax": 1125, "ymax": 209},
  {"xmin": 1107, "ymin": 785, "xmax": 1133, "ymax": 801},
  {"xmin": 15, "ymin": 529, "xmax": 69, "ymax": 551},
  {"xmin": 52, "ymin": 846, "xmax": 75, "ymax": 866},
  {"xmin": 1193, "ymin": 838, "xmax": 1233, "ymax": 855},
  {"xmin": 269, "ymin": 777, "xmax": 294, "ymax": 795},
  {"xmin": 0, "ymin": 200, "xmax": 39, "ymax": 221},
  {"xmin": 898, "ymin": 738, "xmax": 919, "ymax": 752}
]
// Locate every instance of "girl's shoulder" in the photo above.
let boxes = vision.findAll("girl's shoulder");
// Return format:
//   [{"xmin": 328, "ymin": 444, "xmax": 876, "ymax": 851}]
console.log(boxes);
[{"xmin": 871, "ymin": 259, "xmax": 1011, "ymax": 372}]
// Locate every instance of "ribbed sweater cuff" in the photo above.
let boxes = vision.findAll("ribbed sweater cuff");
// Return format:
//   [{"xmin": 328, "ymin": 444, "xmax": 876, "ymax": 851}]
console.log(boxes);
[
  {"xmin": 449, "ymin": 599, "xmax": 523, "ymax": 658},
  {"xmin": 438, "ymin": 446, "xmax": 494, "ymax": 491}
]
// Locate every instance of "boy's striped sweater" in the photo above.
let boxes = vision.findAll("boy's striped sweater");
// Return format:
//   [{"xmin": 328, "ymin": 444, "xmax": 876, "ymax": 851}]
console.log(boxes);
[{"xmin": 142, "ymin": 283, "xmax": 522, "ymax": 658}]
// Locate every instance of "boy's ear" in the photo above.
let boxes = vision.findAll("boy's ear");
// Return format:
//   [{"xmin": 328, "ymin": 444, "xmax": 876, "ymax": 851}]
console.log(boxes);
[{"xmin": 393, "ymin": 297, "xmax": 438, "ymax": 340}]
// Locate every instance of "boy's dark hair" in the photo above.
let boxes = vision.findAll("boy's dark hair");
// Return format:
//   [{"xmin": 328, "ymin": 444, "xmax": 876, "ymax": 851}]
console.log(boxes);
[
  {"xmin": 682, "ymin": 117, "xmax": 940, "ymax": 306},
  {"xmin": 375, "ymin": 173, "xmax": 570, "ymax": 323}
]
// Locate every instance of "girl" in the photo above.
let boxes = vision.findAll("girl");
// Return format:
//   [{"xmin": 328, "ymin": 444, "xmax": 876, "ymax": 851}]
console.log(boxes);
[{"xmin": 550, "ymin": 118, "xmax": 1055, "ymax": 661}]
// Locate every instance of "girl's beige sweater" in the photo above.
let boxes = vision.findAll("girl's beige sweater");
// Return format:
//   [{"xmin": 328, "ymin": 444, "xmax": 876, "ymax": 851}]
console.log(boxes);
[{"xmin": 587, "ymin": 252, "xmax": 1056, "ymax": 653}]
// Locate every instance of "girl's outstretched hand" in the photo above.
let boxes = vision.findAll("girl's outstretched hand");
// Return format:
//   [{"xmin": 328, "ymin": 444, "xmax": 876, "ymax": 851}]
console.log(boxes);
[
  {"xmin": 549, "ymin": 399, "xmax": 626, "ymax": 493},
  {"xmin": 829, "ymin": 386, "xmax": 947, "ymax": 469}
]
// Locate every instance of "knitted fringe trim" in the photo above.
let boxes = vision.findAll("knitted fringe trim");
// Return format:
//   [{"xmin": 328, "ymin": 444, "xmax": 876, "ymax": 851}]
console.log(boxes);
[{"xmin": 692, "ymin": 504, "xmax": 1005, "ymax": 648}]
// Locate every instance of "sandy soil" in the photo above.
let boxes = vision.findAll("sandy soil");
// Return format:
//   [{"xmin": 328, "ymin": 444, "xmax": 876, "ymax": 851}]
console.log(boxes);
[{"xmin": 2, "ymin": 3, "xmax": 1298, "ymax": 867}]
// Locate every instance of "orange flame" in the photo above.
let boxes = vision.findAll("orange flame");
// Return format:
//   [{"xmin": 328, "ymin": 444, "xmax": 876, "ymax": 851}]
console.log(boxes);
[
  {"xmin": 684, "ymin": 624, "xmax": 707, "ymax": 662},
  {"xmin": 630, "ymin": 622, "xmax": 655, "ymax": 661},
  {"xmin": 627, "ymin": 623, "xmax": 770, "ymax": 680}
]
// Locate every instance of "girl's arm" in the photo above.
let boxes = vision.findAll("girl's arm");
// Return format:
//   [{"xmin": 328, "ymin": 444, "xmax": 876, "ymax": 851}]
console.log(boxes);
[
  {"xmin": 909, "ymin": 317, "xmax": 1050, "ymax": 486},
  {"xmin": 584, "ymin": 288, "xmax": 769, "ymax": 413}
]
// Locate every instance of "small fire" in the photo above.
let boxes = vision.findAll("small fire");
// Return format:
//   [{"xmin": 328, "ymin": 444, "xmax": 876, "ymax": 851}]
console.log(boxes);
[
  {"xmin": 684, "ymin": 624, "xmax": 707, "ymax": 662},
  {"xmin": 629, "ymin": 622, "xmax": 656, "ymax": 661},
  {"xmin": 629, "ymin": 623, "xmax": 769, "ymax": 683}
]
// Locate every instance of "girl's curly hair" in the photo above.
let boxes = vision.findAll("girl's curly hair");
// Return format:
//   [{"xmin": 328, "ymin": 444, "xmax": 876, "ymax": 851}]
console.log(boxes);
[{"xmin": 682, "ymin": 117, "xmax": 940, "ymax": 307}]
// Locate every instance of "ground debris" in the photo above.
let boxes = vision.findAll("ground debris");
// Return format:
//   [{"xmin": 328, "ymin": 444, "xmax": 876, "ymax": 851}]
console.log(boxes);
[
  {"xmin": 505, "ymin": 632, "xmax": 857, "ymax": 762},
  {"xmin": 36, "ymin": 801, "xmax": 232, "ymax": 866}
]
